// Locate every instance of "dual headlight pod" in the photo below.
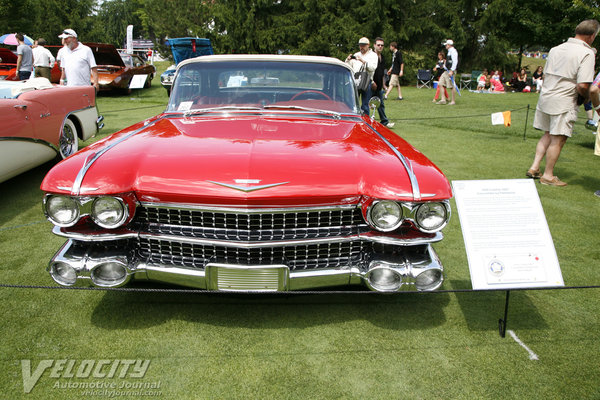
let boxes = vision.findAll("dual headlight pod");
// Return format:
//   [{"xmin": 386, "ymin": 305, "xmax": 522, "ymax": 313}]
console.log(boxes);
[
  {"xmin": 367, "ymin": 200, "xmax": 450, "ymax": 233},
  {"xmin": 44, "ymin": 195, "xmax": 129, "ymax": 229}
]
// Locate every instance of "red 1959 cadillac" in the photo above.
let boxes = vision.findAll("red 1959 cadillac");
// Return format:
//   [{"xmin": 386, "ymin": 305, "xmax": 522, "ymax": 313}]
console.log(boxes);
[{"xmin": 41, "ymin": 55, "xmax": 452, "ymax": 292}]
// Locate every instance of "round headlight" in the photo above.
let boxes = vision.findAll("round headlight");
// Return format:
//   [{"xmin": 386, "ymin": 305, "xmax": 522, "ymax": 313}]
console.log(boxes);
[
  {"xmin": 415, "ymin": 202, "xmax": 449, "ymax": 232},
  {"xmin": 45, "ymin": 195, "xmax": 80, "ymax": 226},
  {"xmin": 368, "ymin": 200, "xmax": 403, "ymax": 231},
  {"xmin": 91, "ymin": 197, "xmax": 126, "ymax": 228}
]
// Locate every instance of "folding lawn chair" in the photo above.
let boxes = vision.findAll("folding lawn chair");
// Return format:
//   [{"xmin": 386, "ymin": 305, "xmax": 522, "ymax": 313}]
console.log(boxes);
[
  {"xmin": 416, "ymin": 69, "xmax": 433, "ymax": 89},
  {"xmin": 459, "ymin": 73, "xmax": 472, "ymax": 90}
]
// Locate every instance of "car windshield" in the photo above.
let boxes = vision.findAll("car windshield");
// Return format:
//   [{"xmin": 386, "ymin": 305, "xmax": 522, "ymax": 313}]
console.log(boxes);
[
  {"xmin": 120, "ymin": 54, "xmax": 133, "ymax": 67},
  {"xmin": 167, "ymin": 60, "xmax": 359, "ymax": 114}
]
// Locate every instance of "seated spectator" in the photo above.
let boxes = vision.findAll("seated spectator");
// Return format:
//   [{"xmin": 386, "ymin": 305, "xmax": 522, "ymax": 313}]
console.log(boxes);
[
  {"xmin": 512, "ymin": 68, "xmax": 528, "ymax": 92},
  {"xmin": 532, "ymin": 66, "xmax": 543, "ymax": 93},
  {"xmin": 489, "ymin": 70, "xmax": 505, "ymax": 92},
  {"xmin": 477, "ymin": 68, "xmax": 488, "ymax": 92}
]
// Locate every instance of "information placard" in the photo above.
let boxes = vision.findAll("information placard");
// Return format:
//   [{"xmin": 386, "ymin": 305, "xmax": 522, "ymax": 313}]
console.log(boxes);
[
  {"xmin": 452, "ymin": 179, "xmax": 564, "ymax": 290},
  {"xmin": 129, "ymin": 74, "xmax": 148, "ymax": 89}
]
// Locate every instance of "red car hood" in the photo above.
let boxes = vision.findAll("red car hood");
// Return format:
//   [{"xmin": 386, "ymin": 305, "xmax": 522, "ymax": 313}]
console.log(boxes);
[{"xmin": 42, "ymin": 114, "xmax": 452, "ymax": 206}]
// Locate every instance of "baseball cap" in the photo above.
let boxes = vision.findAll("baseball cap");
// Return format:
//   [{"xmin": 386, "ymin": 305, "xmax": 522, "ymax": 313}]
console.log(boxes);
[
  {"xmin": 442, "ymin": 39, "xmax": 454, "ymax": 46},
  {"xmin": 59, "ymin": 29, "xmax": 77, "ymax": 39},
  {"xmin": 358, "ymin": 37, "xmax": 370, "ymax": 45}
]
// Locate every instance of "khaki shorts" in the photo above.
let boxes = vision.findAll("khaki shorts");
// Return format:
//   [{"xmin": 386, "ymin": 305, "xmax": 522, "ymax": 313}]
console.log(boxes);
[
  {"xmin": 533, "ymin": 108, "xmax": 578, "ymax": 137},
  {"xmin": 439, "ymin": 71, "xmax": 453, "ymax": 89},
  {"xmin": 389, "ymin": 74, "xmax": 400, "ymax": 86}
]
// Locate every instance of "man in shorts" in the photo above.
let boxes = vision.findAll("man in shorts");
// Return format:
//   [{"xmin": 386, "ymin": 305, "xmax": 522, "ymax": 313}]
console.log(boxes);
[
  {"xmin": 437, "ymin": 40, "xmax": 458, "ymax": 105},
  {"xmin": 589, "ymin": 71, "xmax": 600, "ymax": 197},
  {"xmin": 526, "ymin": 19, "xmax": 599, "ymax": 186}
]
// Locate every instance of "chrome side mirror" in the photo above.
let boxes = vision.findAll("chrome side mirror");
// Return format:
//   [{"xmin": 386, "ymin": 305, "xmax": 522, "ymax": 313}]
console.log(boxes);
[{"xmin": 368, "ymin": 96, "xmax": 381, "ymax": 120}]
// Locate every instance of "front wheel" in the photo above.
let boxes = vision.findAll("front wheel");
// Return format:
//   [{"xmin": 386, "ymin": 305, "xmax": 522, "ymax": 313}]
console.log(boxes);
[{"xmin": 59, "ymin": 119, "xmax": 79, "ymax": 159}]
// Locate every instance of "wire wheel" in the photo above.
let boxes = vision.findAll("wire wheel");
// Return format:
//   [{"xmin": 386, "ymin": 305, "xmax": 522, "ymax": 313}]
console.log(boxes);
[{"xmin": 59, "ymin": 119, "xmax": 79, "ymax": 159}]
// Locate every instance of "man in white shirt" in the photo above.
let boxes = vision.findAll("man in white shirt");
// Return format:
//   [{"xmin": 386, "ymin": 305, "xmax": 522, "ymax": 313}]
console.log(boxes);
[
  {"xmin": 345, "ymin": 37, "xmax": 378, "ymax": 114},
  {"xmin": 437, "ymin": 39, "xmax": 458, "ymax": 105},
  {"xmin": 32, "ymin": 38, "xmax": 55, "ymax": 81},
  {"xmin": 527, "ymin": 19, "xmax": 599, "ymax": 187},
  {"xmin": 58, "ymin": 29, "xmax": 98, "ymax": 90}
]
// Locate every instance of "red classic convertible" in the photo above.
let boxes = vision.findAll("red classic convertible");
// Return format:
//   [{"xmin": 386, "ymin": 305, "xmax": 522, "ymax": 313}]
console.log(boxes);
[
  {"xmin": 41, "ymin": 55, "xmax": 452, "ymax": 292},
  {"xmin": 1, "ymin": 78, "xmax": 103, "ymax": 183}
]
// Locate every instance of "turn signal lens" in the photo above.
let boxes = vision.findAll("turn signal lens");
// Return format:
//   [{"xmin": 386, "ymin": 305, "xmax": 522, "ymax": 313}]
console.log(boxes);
[
  {"xmin": 415, "ymin": 269, "xmax": 443, "ymax": 291},
  {"xmin": 50, "ymin": 262, "xmax": 77, "ymax": 286}
]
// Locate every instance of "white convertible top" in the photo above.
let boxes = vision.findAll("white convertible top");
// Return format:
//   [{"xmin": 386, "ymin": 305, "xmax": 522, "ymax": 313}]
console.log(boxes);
[
  {"xmin": 178, "ymin": 54, "xmax": 352, "ymax": 71},
  {"xmin": 0, "ymin": 77, "xmax": 54, "ymax": 99}
]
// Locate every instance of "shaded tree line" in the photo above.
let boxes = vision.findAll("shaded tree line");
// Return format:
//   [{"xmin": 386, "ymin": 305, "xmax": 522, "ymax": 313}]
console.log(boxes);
[{"xmin": 2, "ymin": 0, "xmax": 599, "ymax": 76}]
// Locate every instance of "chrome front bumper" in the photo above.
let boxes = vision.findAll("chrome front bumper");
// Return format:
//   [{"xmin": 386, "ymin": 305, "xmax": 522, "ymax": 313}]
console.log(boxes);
[{"xmin": 48, "ymin": 238, "xmax": 444, "ymax": 292}]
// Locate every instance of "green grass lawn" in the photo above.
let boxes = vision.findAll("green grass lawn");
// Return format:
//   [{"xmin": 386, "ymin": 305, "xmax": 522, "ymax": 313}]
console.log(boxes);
[{"xmin": 1, "ymin": 66, "xmax": 599, "ymax": 399}]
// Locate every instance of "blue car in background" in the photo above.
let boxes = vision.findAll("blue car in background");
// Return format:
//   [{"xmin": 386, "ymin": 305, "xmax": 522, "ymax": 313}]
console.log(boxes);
[{"xmin": 160, "ymin": 38, "xmax": 213, "ymax": 95}]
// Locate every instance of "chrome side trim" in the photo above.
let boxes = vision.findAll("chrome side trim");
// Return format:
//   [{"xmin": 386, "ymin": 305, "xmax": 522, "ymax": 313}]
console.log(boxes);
[
  {"xmin": 364, "ymin": 122, "xmax": 421, "ymax": 201},
  {"xmin": 71, "ymin": 116, "xmax": 165, "ymax": 196},
  {"xmin": 52, "ymin": 225, "xmax": 139, "ymax": 241}
]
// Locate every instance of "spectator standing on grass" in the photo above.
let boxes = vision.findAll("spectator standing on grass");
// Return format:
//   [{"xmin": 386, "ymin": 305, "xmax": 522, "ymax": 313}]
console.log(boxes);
[
  {"xmin": 58, "ymin": 29, "xmax": 99, "ymax": 91},
  {"xmin": 345, "ymin": 37, "xmax": 378, "ymax": 115},
  {"xmin": 526, "ymin": 19, "xmax": 599, "ymax": 187},
  {"xmin": 476, "ymin": 69, "xmax": 489, "ymax": 92},
  {"xmin": 32, "ymin": 38, "xmax": 55, "ymax": 81},
  {"xmin": 432, "ymin": 51, "xmax": 449, "ymax": 102},
  {"xmin": 372, "ymin": 38, "xmax": 394, "ymax": 128},
  {"xmin": 15, "ymin": 33, "xmax": 33, "ymax": 80},
  {"xmin": 384, "ymin": 41, "xmax": 403, "ymax": 100},
  {"xmin": 437, "ymin": 39, "xmax": 458, "ymax": 105},
  {"xmin": 588, "ymin": 71, "xmax": 600, "ymax": 198}
]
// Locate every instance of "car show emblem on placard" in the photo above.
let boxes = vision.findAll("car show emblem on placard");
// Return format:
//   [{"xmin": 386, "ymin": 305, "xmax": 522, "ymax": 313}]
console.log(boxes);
[{"xmin": 207, "ymin": 179, "xmax": 289, "ymax": 192}]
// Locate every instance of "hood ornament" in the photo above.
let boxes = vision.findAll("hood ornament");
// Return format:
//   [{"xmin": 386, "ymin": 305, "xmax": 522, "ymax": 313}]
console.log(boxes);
[{"xmin": 207, "ymin": 179, "xmax": 289, "ymax": 192}]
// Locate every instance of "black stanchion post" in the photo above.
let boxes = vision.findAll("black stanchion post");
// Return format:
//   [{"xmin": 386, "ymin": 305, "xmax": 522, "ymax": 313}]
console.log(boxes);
[
  {"xmin": 498, "ymin": 290, "xmax": 510, "ymax": 338},
  {"xmin": 523, "ymin": 104, "xmax": 530, "ymax": 140}
]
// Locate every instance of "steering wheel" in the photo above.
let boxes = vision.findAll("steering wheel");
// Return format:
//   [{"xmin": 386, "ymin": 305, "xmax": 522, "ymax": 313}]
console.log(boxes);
[{"xmin": 290, "ymin": 90, "xmax": 332, "ymax": 101}]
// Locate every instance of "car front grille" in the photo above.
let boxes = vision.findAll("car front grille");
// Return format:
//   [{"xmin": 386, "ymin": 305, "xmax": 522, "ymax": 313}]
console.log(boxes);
[
  {"xmin": 130, "ymin": 204, "xmax": 369, "ymax": 271},
  {"xmin": 132, "ymin": 204, "xmax": 367, "ymax": 241},
  {"xmin": 137, "ymin": 237, "xmax": 368, "ymax": 270}
]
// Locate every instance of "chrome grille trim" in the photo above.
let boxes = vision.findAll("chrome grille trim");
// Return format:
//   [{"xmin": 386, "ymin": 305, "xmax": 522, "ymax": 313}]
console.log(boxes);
[{"xmin": 133, "ymin": 204, "xmax": 367, "ymax": 242}]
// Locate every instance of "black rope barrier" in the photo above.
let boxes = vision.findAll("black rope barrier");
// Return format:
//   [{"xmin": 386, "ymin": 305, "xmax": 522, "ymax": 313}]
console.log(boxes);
[
  {"xmin": 0, "ymin": 282, "xmax": 597, "ymax": 294},
  {"xmin": 389, "ymin": 105, "xmax": 531, "ymax": 122}
]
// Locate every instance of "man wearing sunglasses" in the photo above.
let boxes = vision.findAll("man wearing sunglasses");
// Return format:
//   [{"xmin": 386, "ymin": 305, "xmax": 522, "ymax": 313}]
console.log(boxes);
[{"xmin": 58, "ymin": 29, "xmax": 99, "ymax": 91}]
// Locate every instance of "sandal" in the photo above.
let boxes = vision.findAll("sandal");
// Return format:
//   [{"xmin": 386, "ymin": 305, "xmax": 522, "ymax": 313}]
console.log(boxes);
[{"xmin": 526, "ymin": 169, "xmax": 541, "ymax": 179}]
